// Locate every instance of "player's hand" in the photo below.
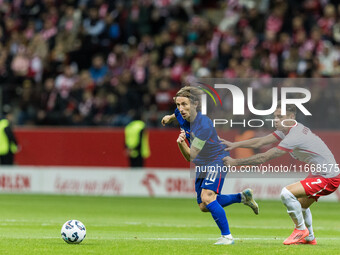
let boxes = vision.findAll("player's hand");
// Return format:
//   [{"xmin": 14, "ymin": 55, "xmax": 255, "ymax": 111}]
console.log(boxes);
[
  {"xmin": 177, "ymin": 130, "xmax": 186, "ymax": 144},
  {"xmin": 219, "ymin": 138, "xmax": 236, "ymax": 151},
  {"xmin": 223, "ymin": 156, "xmax": 237, "ymax": 167},
  {"xmin": 161, "ymin": 115, "xmax": 173, "ymax": 126}
]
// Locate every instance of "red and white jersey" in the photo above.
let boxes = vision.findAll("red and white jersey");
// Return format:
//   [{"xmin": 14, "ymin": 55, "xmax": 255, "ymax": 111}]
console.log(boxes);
[{"xmin": 273, "ymin": 123, "xmax": 338, "ymax": 178}]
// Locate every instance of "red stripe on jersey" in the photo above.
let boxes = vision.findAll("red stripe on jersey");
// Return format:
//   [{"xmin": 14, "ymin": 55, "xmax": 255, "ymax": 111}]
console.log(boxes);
[
  {"xmin": 277, "ymin": 146, "xmax": 293, "ymax": 152},
  {"xmin": 272, "ymin": 132, "xmax": 282, "ymax": 140},
  {"xmin": 216, "ymin": 172, "xmax": 222, "ymax": 193}
]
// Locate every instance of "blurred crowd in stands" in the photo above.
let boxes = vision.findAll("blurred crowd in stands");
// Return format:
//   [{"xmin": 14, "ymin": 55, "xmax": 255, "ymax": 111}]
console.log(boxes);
[{"xmin": 0, "ymin": 0, "xmax": 339, "ymax": 128}]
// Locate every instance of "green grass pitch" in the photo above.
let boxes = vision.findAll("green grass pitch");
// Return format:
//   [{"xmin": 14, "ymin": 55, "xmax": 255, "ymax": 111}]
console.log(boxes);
[{"xmin": 0, "ymin": 194, "xmax": 339, "ymax": 255}]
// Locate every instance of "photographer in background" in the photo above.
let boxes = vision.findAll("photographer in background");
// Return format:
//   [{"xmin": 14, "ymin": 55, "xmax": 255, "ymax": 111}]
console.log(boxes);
[
  {"xmin": 124, "ymin": 111, "xmax": 150, "ymax": 168},
  {"xmin": 0, "ymin": 106, "xmax": 19, "ymax": 165}
]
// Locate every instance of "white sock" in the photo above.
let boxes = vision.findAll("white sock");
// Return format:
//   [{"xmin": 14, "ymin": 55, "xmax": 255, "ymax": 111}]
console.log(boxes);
[
  {"xmin": 222, "ymin": 234, "xmax": 233, "ymax": 239},
  {"xmin": 302, "ymin": 208, "xmax": 315, "ymax": 241},
  {"xmin": 280, "ymin": 187, "xmax": 306, "ymax": 230}
]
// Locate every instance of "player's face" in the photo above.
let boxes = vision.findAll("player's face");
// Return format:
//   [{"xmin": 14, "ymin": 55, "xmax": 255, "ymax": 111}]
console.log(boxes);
[
  {"xmin": 176, "ymin": 97, "xmax": 195, "ymax": 121},
  {"xmin": 273, "ymin": 109, "xmax": 295, "ymax": 131}
]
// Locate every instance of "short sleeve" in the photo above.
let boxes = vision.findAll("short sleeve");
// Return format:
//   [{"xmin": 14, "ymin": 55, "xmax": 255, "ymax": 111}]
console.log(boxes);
[
  {"xmin": 194, "ymin": 122, "xmax": 213, "ymax": 142},
  {"xmin": 191, "ymin": 115, "xmax": 213, "ymax": 150},
  {"xmin": 277, "ymin": 129, "xmax": 302, "ymax": 152},
  {"xmin": 191, "ymin": 126, "xmax": 212, "ymax": 150}
]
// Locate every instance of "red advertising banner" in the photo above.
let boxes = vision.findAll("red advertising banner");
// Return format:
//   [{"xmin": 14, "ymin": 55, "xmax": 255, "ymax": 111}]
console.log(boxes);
[{"xmin": 13, "ymin": 128, "xmax": 340, "ymax": 168}]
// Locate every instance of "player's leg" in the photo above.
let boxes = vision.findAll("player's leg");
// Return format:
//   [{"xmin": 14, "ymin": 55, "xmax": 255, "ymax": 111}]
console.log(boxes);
[
  {"xmin": 284, "ymin": 176, "xmax": 340, "ymax": 245},
  {"xmin": 216, "ymin": 193, "xmax": 241, "ymax": 207},
  {"xmin": 280, "ymin": 182, "xmax": 309, "ymax": 245},
  {"xmin": 284, "ymin": 182, "xmax": 307, "ymax": 229},
  {"xmin": 195, "ymin": 176, "xmax": 209, "ymax": 212},
  {"xmin": 198, "ymin": 203, "xmax": 209, "ymax": 212},
  {"xmin": 201, "ymin": 188, "xmax": 234, "ymax": 245},
  {"xmin": 217, "ymin": 189, "xmax": 259, "ymax": 214},
  {"xmin": 202, "ymin": 189, "xmax": 259, "ymax": 214},
  {"xmin": 204, "ymin": 165, "xmax": 240, "ymax": 207},
  {"xmin": 296, "ymin": 197, "xmax": 317, "ymax": 245},
  {"xmin": 198, "ymin": 161, "xmax": 236, "ymax": 244},
  {"xmin": 195, "ymin": 184, "xmax": 211, "ymax": 212}
]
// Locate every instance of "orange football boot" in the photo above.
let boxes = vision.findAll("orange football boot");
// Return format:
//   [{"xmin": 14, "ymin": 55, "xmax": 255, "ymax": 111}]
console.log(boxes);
[
  {"xmin": 283, "ymin": 228, "xmax": 309, "ymax": 245},
  {"xmin": 296, "ymin": 238, "xmax": 317, "ymax": 245}
]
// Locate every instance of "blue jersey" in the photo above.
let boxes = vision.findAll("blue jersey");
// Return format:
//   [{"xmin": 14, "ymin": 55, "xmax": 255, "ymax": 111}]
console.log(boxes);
[
  {"xmin": 190, "ymin": 112, "xmax": 229, "ymax": 166},
  {"xmin": 175, "ymin": 108, "xmax": 191, "ymax": 143}
]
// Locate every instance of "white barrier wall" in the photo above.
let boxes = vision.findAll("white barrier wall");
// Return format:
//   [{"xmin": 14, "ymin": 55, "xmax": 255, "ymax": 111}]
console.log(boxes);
[{"xmin": 0, "ymin": 167, "xmax": 339, "ymax": 201}]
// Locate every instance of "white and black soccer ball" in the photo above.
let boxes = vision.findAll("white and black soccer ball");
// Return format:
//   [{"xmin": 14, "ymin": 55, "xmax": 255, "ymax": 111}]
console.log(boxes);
[{"xmin": 61, "ymin": 220, "xmax": 86, "ymax": 244}]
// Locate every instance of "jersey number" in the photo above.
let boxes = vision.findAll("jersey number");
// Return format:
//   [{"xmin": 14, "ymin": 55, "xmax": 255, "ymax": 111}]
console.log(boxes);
[
  {"xmin": 311, "ymin": 179, "xmax": 322, "ymax": 185},
  {"xmin": 206, "ymin": 170, "xmax": 218, "ymax": 182}
]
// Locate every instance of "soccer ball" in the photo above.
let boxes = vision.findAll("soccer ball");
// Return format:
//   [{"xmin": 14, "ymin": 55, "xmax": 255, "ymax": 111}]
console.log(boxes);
[{"xmin": 61, "ymin": 220, "xmax": 86, "ymax": 244}]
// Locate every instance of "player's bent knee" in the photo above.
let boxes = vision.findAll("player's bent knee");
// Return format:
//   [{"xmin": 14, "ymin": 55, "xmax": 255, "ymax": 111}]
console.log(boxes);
[
  {"xmin": 280, "ymin": 187, "xmax": 288, "ymax": 201},
  {"xmin": 198, "ymin": 203, "xmax": 209, "ymax": 212},
  {"xmin": 280, "ymin": 187, "xmax": 286, "ymax": 201},
  {"xmin": 201, "ymin": 189, "xmax": 216, "ymax": 205},
  {"xmin": 281, "ymin": 187, "xmax": 294, "ymax": 202}
]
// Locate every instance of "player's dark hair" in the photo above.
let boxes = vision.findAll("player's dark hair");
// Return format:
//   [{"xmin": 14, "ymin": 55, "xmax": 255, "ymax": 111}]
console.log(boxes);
[
  {"xmin": 277, "ymin": 100, "xmax": 297, "ymax": 115},
  {"xmin": 174, "ymin": 86, "xmax": 203, "ymax": 111}
]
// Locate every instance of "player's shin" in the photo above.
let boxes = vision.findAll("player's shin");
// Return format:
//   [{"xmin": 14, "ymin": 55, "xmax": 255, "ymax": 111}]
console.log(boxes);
[
  {"xmin": 280, "ymin": 188, "xmax": 306, "ymax": 230},
  {"xmin": 206, "ymin": 200, "xmax": 231, "ymax": 236},
  {"xmin": 302, "ymin": 208, "xmax": 315, "ymax": 241},
  {"xmin": 216, "ymin": 193, "xmax": 241, "ymax": 207}
]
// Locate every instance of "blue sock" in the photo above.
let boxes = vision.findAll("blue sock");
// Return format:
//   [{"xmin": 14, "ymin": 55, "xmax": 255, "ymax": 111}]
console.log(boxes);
[
  {"xmin": 206, "ymin": 200, "xmax": 230, "ymax": 235},
  {"xmin": 217, "ymin": 193, "xmax": 242, "ymax": 207}
]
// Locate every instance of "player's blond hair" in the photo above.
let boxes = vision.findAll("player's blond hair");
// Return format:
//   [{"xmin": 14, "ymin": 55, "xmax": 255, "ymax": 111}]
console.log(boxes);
[{"xmin": 174, "ymin": 86, "xmax": 203, "ymax": 111}]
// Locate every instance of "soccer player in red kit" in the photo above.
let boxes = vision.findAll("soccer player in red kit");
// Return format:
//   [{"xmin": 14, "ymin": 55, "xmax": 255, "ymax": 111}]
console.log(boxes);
[{"xmin": 222, "ymin": 103, "xmax": 340, "ymax": 245}]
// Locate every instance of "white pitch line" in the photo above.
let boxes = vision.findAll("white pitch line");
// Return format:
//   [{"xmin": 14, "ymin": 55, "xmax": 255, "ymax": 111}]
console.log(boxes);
[
  {"xmin": 0, "ymin": 220, "xmax": 339, "ymax": 232},
  {"xmin": 1, "ymin": 236, "xmax": 340, "ymax": 241},
  {"xmin": 123, "ymin": 222, "xmax": 340, "ymax": 232},
  {"xmin": 88, "ymin": 237, "xmax": 340, "ymax": 241}
]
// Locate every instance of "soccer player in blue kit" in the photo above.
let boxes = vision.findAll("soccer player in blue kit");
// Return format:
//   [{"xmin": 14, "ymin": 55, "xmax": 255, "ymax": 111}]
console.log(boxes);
[{"xmin": 162, "ymin": 86, "xmax": 259, "ymax": 245}]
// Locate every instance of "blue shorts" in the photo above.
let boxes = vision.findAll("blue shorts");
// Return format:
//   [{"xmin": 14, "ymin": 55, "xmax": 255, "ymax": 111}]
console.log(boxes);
[{"xmin": 195, "ymin": 159, "xmax": 227, "ymax": 204}]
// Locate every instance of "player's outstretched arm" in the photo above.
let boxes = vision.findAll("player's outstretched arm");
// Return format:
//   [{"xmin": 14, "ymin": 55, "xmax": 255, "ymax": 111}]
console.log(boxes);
[
  {"xmin": 223, "ymin": 147, "xmax": 287, "ymax": 166},
  {"xmin": 161, "ymin": 114, "xmax": 176, "ymax": 126},
  {"xmin": 220, "ymin": 134, "xmax": 279, "ymax": 151}
]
